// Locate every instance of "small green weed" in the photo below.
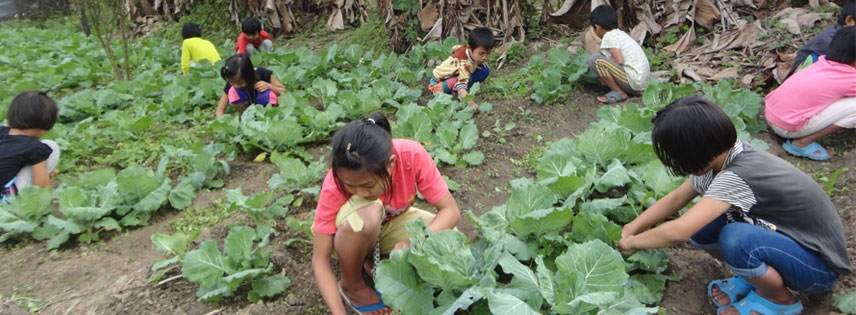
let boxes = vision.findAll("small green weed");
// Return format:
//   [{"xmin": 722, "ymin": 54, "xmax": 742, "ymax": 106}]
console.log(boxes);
[
  {"xmin": 0, "ymin": 293, "xmax": 44, "ymax": 313},
  {"xmin": 644, "ymin": 47, "xmax": 677, "ymax": 73},
  {"xmin": 171, "ymin": 200, "xmax": 233, "ymax": 233},
  {"xmin": 510, "ymin": 142, "xmax": 547, "ymax": 170}
]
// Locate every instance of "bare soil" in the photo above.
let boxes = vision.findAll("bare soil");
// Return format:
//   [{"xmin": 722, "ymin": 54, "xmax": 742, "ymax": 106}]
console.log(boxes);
[{"xmin": 2, "ymin": 46, "xmax": 856, "ymax": 315}]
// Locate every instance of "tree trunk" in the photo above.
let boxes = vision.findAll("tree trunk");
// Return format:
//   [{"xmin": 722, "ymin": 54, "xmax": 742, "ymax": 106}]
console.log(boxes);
[{"xmin": 79, "ymin": 6, "xmax": 90, "ymax": 36}]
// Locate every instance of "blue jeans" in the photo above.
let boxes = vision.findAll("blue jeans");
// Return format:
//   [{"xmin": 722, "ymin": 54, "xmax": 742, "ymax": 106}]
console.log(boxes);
[
  {"xmin": 430, "ymin": 64, "xmax": 491, "ymax": 94},
  {"xmin": 690, "ymin": 215, "xmax": 839, "ymax": 294}
]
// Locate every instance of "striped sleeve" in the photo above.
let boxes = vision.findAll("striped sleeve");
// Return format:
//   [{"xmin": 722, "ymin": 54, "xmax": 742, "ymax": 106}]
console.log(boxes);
[{"xmin": 702, "ymin": 171, "xmax": 757, "ymax": 213}]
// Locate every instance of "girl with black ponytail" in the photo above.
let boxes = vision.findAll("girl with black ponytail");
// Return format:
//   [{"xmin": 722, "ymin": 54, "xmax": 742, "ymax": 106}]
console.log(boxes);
[{"xmin": 312, "ymin": 111, "xmax": 461, "ymax": 314}]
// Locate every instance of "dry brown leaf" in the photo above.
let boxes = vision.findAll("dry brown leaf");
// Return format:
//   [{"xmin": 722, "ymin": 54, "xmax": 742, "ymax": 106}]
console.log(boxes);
[
  {"xmin": 584, "ymin": 26, "xmax": 601, "ymax": 54},
  {"xmin": 696, "ymin": 67, "xmax": 717, "ymax": 77},
  {"xmin": 741, "ymin": 74, "xmax": 755, "ymax": 86},
  {"xmin": 422, "ymin": 17, "xmax": 443, "ymax": 42},
  {"xmin": 629, "ymin": 23, "xmax": 649, "ymax": 44},
  {"xmin": 419, "ymin": 1, "xmax": 439, "ymax": 31},
  {"xmin": 797, "ymin": 12, "xmax": 820, "ymax": 27},
  {"xmin": 682, "ymin": 68, "xmax": 706, "ymax": 81},
  {"xmin": 691, "ymin": 0, "xmax": 720, "ymax": 29},
  {"xmin": 710, "ymin": 67, "xmax": 739, "ymax": 80},
  {"xmin": 773, "ymin": 62, "xmax": 791, "ymax": 82},
  {"xmin": 724, "ymin": 21, "xmax": 766, "ymax": 50},
  {"xmin": 326, "ymin": 9, "xmax": 344, "ymax": 30},
  {"xmin": 664, "ymin": 27, "xmax": 696, "ymax": 54},
  {"xmin": 636, "ymin": 4, "xmax": 662, "ymax": 34}
]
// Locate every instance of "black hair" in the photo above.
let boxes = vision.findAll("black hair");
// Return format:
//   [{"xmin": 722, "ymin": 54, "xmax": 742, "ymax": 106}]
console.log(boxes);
[
  {"xmin": 7, "ymin": 91, "xmax": 58, "ymax": 130},
  {"xmin": 590, "ymin": 4, "xmax": 619, "ymax": 30},
  {"xmin": 181, "ymin": 22, "xmax": 202, "ymax": 39},
  {"xmin": 468, "ymin": 26, "xmax": 496, "ymax": 50},
  {"xmin": 651, "ymin": 96, "xmax": 736, "ymax": 176},
  {"xmin": 330, "ymin": 111, "xmax": 394, "ymax": 201},
  {"xmin": 241, "ymin": 17, "xmax": 262, "ymax": 35},
  {"xmin": 827, "ymin": 26, "xmax": 856, "ymax": 64},
  {"xmin": 220, "ymin": 54, "xmax": 258, "ymax": 104},
  {"xmin": 839, "ymin": 0, "xmax": 855, "ymax": 26}
]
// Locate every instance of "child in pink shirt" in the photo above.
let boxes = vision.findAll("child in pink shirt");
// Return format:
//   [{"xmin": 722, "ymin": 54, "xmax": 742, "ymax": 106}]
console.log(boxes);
[
  {"xmin": 311, "ymin": 112, "xmax": 461, "ymax": 315},
  {"xmin": 765, "ymin": 26, "xmax": 856, "ymax": 160}
]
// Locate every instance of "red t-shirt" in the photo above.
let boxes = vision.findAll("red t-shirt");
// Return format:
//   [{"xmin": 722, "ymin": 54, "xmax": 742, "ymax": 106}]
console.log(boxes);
[
  {"xmin": 313, "ymin": 139, "xmax": 449, "ymax": 235},
  {"xmin": 235, "ymin": 30, "xmax": 273, "ymax": 54}
]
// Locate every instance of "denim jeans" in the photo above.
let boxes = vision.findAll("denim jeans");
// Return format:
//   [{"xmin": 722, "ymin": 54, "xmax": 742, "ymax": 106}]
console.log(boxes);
[
  {"xmin": 689, "ymin": 215, "xmax": 839, "ymax": 294},
  {"xmin": 430, "ymin": 64, "xmax": 491, "ymax": 94}
]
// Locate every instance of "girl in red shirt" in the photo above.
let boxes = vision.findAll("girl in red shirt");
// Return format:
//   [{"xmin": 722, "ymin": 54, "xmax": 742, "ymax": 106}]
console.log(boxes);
[{"xmin": 311, "ymin": 112, "xmax": 461, "ymax": 315}]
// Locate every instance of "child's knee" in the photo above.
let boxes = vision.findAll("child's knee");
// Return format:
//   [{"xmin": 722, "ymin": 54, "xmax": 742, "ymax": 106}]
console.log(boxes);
[
  {"xmin": 41, "ymin": 140, "xmax": 61, "ymax": 170},
  {"xmin": 261, "ymin": 39, "xmax": 273, "ymax": 51}
]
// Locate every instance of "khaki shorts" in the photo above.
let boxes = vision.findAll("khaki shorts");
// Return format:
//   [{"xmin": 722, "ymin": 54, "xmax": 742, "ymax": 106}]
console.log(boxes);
[{"xmin": 335, "ymin": 196, "xmax": 436, "ymax": 255}]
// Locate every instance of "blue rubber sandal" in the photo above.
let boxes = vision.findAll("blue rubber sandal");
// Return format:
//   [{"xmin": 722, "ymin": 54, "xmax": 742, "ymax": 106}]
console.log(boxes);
[
  {"xmin": 598, "ymin": 90, "xmax": 628, "ymax": 104},
  {"xmin": 707, "ymin": 275, "xmax": 755, "ymax": 308},
  {"xmin": 717, "ymin": 291, "xmax": 802, "ymax": 315},
  {"xmin": 782, "ymin": 140, "xmax": 830, "ymax": 161},
  {"xmin": 338, "ymin": 282, "xmax": 390, "ymax": 314}
]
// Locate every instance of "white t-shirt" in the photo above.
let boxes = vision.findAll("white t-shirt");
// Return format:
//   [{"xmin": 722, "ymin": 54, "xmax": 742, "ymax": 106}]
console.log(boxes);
[{"xmin": 600, "ymin": 30, "xmax": 650, "ymax": 91}]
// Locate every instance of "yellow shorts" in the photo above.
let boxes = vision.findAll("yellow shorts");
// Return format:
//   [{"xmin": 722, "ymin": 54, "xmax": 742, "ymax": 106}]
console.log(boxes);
[{"xmin": 334, "ymin": 196, "xmax": 436, "ymax": 255}]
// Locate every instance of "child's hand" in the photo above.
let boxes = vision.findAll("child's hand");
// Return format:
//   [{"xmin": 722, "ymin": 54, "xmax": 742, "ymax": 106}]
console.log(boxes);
[
  {"xmin": 618, "ymin": 237, "xmax": 636, "ymax": 255},
  {"xmin": 468, "ymin": 101, "xmax": 480, "ymax": 114},
  {"xmin": 393, "ymin": 238, "xmax": 411, "ymax": 250},
  {"xmin": 49, "ymin": 169, "xmax": 59, "ymax": 180},
  {"xmin": 254, "ymin": 81, "xmax": 270, "ymax": 92}
]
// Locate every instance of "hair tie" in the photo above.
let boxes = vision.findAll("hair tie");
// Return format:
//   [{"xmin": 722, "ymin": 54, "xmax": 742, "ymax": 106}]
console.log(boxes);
[
  {"xmin": 346, "ymin": 143, "xmax": 352, "ymax": 151},
  {"xmin": 366, "ymin": 118, "xmax": 376, "ymax": 124}
]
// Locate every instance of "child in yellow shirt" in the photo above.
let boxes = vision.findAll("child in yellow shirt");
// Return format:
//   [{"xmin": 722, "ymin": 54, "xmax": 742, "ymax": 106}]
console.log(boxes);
[
  {"xmin": 180, "ymin": 23, "xmax": 221, "ymax": 74},
  {"xmin": 428, "ymin": 26, "xmax": 495, "ymax": 110}
]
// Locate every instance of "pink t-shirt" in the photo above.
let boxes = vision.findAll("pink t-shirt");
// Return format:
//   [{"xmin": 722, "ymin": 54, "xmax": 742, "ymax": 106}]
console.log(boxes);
[
  {"xmin": 765, "ymin": 56, "xmax": 856, "ymax": 131},
  {"xmin": 313, "ymin": 139, "xmax": 449, "ymax": 235}
]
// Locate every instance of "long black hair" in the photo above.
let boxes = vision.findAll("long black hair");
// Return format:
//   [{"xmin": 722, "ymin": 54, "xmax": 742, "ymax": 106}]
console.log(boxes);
[
  {"xmin": 330, "ymin": 111, "xmax": 394, "ymax": 201},
  {"xmin": 220, "ymin": 54, "xmax": 258, "ymax": 104}
]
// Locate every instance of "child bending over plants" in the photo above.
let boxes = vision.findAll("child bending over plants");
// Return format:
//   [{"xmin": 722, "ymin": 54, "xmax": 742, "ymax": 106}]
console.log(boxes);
[
  {"xmin": 180, "ymin": 22, "xmax": 221, "ymax": 74},
  {"xmin": 215, "ymin": 54, "xmax": 286, "ymax": 118},
  {"xmin": 235, "ymin": 17, "xmax": 274, "ymax": 57},
  {"xmin": 783, "ymin": 0, "xmax": 855, "ymax": 80},
  {"xmin": 312, "ymin": 111, "xmax": 461, "ymax": 315},
  {"xmin": 765, "ymin": 26, "xmax": 856, "ymax": 161},
  {"xmin": 619, "ymin": 96, "xmax": 850, "ymax": 315},
  {"xmin": 587, "ymin": 4, "xmax": 650, "ymax": 104},
  {"xmin": 428, "ymin": 26, "xmax": 496, "ymax": 111},
  {"xmin": 0, "ymin": 91, "xmax": 61, "ymax": 201}
]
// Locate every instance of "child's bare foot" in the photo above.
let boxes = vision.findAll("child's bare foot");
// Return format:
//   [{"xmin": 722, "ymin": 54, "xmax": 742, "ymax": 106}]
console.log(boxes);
[{"xmin": 710, "ymin": 284, "xmax": 736, "ymax": 306}]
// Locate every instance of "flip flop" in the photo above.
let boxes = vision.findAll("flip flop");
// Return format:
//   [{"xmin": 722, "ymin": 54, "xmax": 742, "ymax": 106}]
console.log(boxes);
[
  {"xmin": 598, "ymin": 90, "xmax": 628, "ymax": 104},
  {"xmin": 338, "ymin": 282, "xmax": 390, "ymax": 314},
  {"xmin": 707, "ymin": 275, "xmax": 755, "ymax": 308},
  {"xmin": 782, "ymin": 140, "xmax": 830, "ymax": 161},
  {"xmin": 717, "ymin": 291, "xmax": 802, "ymax": 315}
]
